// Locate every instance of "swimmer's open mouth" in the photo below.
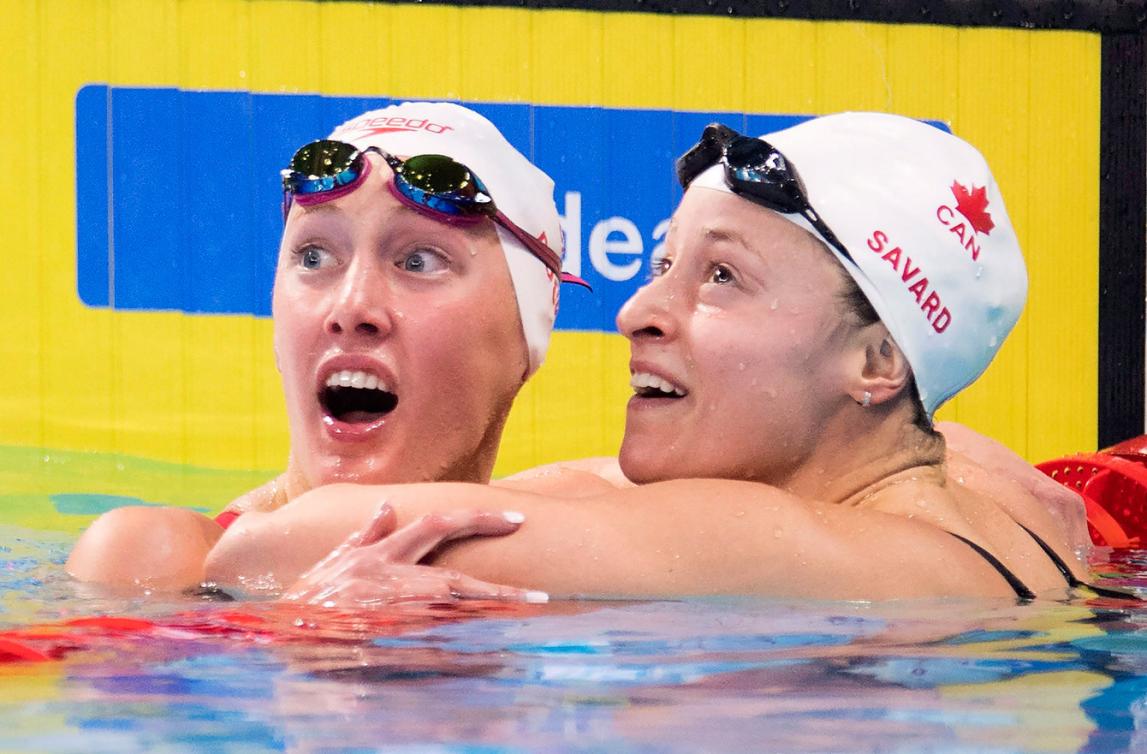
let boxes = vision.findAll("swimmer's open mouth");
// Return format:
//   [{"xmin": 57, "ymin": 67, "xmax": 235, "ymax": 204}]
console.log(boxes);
[
  {"xmin": 320, "ymin": 370, "xmax": 399, "ymax": 423},
  {"xmin": 630, "ymin": 372, "xmax": 687, "ymax": 399}
]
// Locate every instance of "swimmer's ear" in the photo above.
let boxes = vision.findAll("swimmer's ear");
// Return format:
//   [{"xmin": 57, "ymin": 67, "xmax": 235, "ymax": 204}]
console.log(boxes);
[{"xmin": 848, "ymin": 324, "xmax": 911, "ymax": 407}]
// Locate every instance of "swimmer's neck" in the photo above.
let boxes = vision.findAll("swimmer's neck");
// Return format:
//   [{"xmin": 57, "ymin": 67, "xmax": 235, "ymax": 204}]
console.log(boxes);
[
  {"xmin": 274, "ymin": 448, "xmax": 500, "ymax": 508},
  {"xmin": 780, "ymin": 404, "xmax": 947, "ymax": 506}
]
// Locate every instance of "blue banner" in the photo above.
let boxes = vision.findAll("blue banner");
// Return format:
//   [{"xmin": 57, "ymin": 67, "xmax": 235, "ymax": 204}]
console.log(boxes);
[{"xmin": 75, "ymin": 86, "xmax": 831, "ymax": 331}]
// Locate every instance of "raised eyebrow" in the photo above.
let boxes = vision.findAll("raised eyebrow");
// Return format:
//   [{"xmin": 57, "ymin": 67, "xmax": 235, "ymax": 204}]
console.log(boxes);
[
  {"xmin": 291, "ymin": 202, "xmax": 343, "ymax": 222},
  {"xmin": 702, "ymin": 226, "xmax": 752, "ymax": 250}
]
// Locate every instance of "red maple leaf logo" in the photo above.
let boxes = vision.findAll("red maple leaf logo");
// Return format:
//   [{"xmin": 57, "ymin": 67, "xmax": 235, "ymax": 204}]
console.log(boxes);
[{"xmin": 950, "ymin": 181, "xmax": 995, "ymax": 235}]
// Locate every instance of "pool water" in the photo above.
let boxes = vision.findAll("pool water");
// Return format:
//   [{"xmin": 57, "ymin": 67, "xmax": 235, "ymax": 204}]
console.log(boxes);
[{"xmin": 4, "ymin": 448, "xmax": 1147, "ymax": 753}]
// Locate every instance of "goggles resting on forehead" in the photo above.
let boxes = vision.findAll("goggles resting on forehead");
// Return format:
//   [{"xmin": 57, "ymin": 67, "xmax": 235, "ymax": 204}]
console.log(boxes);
[
  {"xmin": 281, "ymin": 139, "xmax": 587, "ymax": 287},
  {"xmin": 676, "ymin": 124, "xmax": 853, "ymax": 263}
]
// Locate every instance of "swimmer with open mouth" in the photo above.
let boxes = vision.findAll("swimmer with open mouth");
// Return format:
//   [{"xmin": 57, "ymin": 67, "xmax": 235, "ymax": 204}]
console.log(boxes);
[
  {"xmin": 210, "ymin": 113, "xmax": 1103, "ymax": 603},
  {"xmin": 67, "ymin": 102, "xmax": 585, "ymax": 595}
]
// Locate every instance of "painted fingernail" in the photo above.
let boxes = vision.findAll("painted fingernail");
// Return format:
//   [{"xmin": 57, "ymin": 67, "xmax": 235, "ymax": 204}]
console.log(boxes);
[
  {"xmin": 524, "ymin": 590, "xmax": 549, "ymax": 603},
  {"xmin": 502, "ymin": 511, "xmax": 526, "ymax": 524}
]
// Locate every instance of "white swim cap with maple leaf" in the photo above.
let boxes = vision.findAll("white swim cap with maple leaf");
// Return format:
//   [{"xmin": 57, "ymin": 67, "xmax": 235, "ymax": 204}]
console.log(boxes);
[{"xmin": 692, "ymin": 112, "xmax": 1027, "ymax": 416}]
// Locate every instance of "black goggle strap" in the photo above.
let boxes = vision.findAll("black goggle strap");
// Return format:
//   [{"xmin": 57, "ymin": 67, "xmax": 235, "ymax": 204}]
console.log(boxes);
[
  {"xmin": 677, "ymin": 125, "xmax": 854, "ymax": 264},
  {"xmin": 799, "ymin": 208, "xmax": 853, "ymax": 264}
]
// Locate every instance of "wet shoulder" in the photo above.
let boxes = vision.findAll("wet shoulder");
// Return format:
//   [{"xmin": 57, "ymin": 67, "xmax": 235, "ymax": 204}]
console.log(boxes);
[
  {"xmin": 221, "ymin": 473, "xmax": 290, "ymax": 516},
  {"xmin": 864, "ymin": 471, "xmax": 1085, "ymax": 595}
]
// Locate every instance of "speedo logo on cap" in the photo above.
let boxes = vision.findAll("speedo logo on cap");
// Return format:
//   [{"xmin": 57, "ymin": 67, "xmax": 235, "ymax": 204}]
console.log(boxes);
[
  {"xmin": 935, "ymin": 181, "xmax": 995, "ymax": 261},
  {"xmin": 338, "ymin": 115, "xmax": 454, "ymax": 137}
]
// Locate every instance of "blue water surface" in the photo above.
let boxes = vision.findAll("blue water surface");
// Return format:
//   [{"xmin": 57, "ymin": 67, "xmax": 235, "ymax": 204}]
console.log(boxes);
[{"xmin": 4, "ymin": 522, "xmax": 1147, "ymax": 753}]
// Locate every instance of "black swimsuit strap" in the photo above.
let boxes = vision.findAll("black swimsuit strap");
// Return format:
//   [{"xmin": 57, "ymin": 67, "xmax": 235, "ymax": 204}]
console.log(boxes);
[
  {"xmin": 948, "ymin": 532, "xmax": 1036, "ymax": 600},
  {"xmin": 951, "ymin": 525, "xmax": 1139, "ymax": 601},
  {"xmin": 1017, "ymin": 524, "xmax": 1082, "ymax": 587},
  {"xmin": 1018, "ymin": 524, "xmax": 1142, "ymax": 600}
]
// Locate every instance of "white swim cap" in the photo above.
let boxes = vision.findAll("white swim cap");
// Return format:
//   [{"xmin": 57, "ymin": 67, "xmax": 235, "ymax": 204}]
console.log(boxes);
[
  {"xmin": 691, "ymin": 112, "xmax": 1027, "ymax": 416},
  {"xmin": 327, "ymin": 102, "xmax": 564, "ymax": 377}
]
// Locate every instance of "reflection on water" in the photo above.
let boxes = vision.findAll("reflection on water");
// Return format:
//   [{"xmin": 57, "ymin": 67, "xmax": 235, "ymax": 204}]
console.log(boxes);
[
  {"xmin": 4, "ymin": 442, "xmax": 1147, "ymax": 753},
  {"xmin": 3, "ymin": 526, "xmax": 1147, "ymax": 753}
]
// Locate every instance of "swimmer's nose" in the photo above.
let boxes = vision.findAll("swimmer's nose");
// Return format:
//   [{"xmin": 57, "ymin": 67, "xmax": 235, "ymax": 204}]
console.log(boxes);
[
  {"xmin": 325, "ymin": 257, "xmax": 395, "ymax": 338},
  {"xmin": 617, "ymin": 280, "xmax": 675, "ymax": 342}
]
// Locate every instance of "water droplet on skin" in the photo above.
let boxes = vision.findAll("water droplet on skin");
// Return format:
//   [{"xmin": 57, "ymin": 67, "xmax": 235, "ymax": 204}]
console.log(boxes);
[
  {"xmin": 765, "ymin": 387, "xmax": 778, "ymax": 399},
  {"xmin": 773, "ymin": 527, "xmax": 784, "ymax": 538},
  {"xmin": 770, "ymin": 298, "xmax": 779, "ymax": 310},
  {"xmin": 956, "ymin": 476, "xmax": 966, "ymax": 485},
  {"xmin": 738, "ymin": 362, "xmax": 746, "ymax": 371}
]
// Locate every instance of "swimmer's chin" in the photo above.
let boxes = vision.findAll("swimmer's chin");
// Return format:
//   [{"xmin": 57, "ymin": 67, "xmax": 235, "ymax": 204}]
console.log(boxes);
[{"xmin": 616, "ymin": 448, "xmax": 672, "ymax": 486}]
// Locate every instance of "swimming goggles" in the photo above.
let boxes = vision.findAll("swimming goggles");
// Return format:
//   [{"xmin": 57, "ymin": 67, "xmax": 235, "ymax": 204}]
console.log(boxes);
[
  {"xmin": 676, "ymin": 124, "xmax": 853, "ymax": 263},
  {"xmin": 282, "ymin": 139, "xmax": 586, "ymax": 285}
]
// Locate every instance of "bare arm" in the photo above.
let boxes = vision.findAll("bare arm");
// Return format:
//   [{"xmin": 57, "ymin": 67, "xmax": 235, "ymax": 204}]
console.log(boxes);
[
  {"xmin": 205, "ymin": 479, "xmax": 1020, "ymax": 600},
  {"xmin": 67, "ymin": 507, "xmax": 224, "ymax": 591},
  {"xmin": 65, "ymin": 471, "xmax": 286, "ymax": 592},
  {"xmin": 282, "ymin": 504, "xmax": 546, "ymax": 606}
]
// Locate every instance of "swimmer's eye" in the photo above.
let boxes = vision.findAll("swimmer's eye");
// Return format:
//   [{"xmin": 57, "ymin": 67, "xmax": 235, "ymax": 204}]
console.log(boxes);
[
  {"xmin": 649, "ymin": 256, "xmax": 672, "ymax": 279},
  {"xmin": 708, "ymin": 263, "xmax": 736, "ymax": 285},
  {"xmin": 397, "ymin": 248, "xmax": 449, "ymax": 275},
  {"xmin": 294, "ymin": 245, "xmax": 334, "ymax": 271}
]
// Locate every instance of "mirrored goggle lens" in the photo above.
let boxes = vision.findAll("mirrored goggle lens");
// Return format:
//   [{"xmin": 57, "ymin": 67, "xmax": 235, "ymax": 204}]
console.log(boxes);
[
  {"xmin": 284, "ymin": 140, "xmax": 362, "ymax": 195},
  {"xmin": 676, "ymin": 123, "xmax": 738, "ymax": 188},
  {"xmin": 724, "ymin": 138, "xmax": 810, "ymax": 213},
  {"xmin": 396, "ymin": 154, "xmax": 492, "ymax": 213}
]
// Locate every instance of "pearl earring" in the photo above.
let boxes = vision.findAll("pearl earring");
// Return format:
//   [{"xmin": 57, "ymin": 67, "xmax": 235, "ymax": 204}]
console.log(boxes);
[{"xmin": 861, "ymin": 391, "xmax": 872, "ymax": 408}]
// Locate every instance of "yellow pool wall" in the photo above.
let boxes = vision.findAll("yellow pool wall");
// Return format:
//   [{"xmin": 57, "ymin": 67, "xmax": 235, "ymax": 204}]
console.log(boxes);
[{"xmin": 0, "ymin": 1, "xmax": 1102, "ymax": 480}]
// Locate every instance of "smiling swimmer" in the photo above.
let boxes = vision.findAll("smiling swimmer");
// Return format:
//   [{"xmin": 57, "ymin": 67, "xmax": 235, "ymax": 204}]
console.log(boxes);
[{"xmin": 210, "ymin": 113, "xmax": 1108, "ymax": 602}]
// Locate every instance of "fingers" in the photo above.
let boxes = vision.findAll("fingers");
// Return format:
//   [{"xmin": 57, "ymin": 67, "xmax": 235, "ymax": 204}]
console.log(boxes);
[
  {"xmin": 355, "ymin": 503, "xmax": 399, "ymax": 547},
  {"xmin": 448, "ymin": 571, "xmax": 549, "ymax": 603},
  {"xmin": 282, "ymin": 565, "xmax": 548, "ymax": 607},
  {"xmin": 374, "ymin": 510, "xmax": 526, "ymax": 564},
  {"xmin": 280, "ymin": 507, "xmax": 536, "ymax": 609},
  {"xmin": 295, "ymin": 503, "xmax": 399, "ymax": 584}
]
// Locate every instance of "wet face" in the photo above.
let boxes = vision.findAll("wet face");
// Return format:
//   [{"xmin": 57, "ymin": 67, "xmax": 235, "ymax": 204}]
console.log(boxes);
[
  {"xmin": 273, "ymin": 155, "xmax": 528, "ymax": 488},
  {"xmin": 616, "ymin": 188, "xmax": 858, "ymax": 485}
]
